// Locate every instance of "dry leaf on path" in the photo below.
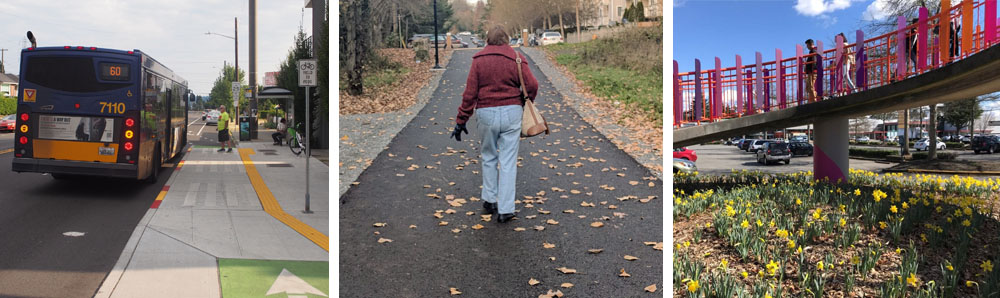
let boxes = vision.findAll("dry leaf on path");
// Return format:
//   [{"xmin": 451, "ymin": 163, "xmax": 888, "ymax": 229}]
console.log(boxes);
[
  {"xmin": 472, "ymin": 224, "xmax": 484, "ymax": 230},
  {"xmin": 619, "ymin": 268, "xmax": 630, "ymax": 277},
  {"xmin": 438, "ymin": 221, "xmax": 449, "ymax": 226},
  {"xmin": 450, "ymin": 287, "xmax": 462, "ymax": 295},
  {"xmin": 377, "ymin": 237, "xmax": 393, "ymax": 243},
  {"xmin": 452, "ymin": 229, "xmax": 461, "ymax": 233},
  {"xmin": 644, "ymin": 284, "xmax": 657, "ymax": 293},
  {"xmin": 546, "ymin": 219, "xmax": 559, "ymax": 225},
  {"xmin": 538, "ymin": 289, "xmax": 564, "ymax": 298},
  {"xmin": 590, "ymin": 222, "xmax": 604, "ymax": 228},
  {"xmin": 543, "ymin": 242, "xmax": 556, "ymax": 249},
  {"xmin": 628, "ymin": 181, "xmax": 639, "ymax": 186},
  {"xmin": 580, "ymin": 201, "xmax": 595, "ymax": 207},
  {"xmin": 481, "ymin": 214, "xmax": 492, "ymax": 222},
  {"xmin": 409, "ymin": 225, "xmax": 417, "ymax": 229},
  {"xmin": 534, "ymin": 226, "xmax": 546, "ymax": 231},
  {"xmin": 514, "ymin": 227, "xmax": 526, "ymax": 232},
  {"xmin": 560, "ymin": 283, "xmax": 573, "ymax": 288},
  {"xmin": 624, "ymin": 255, "xmax": 639, "ymax": 261},
  {"xmin": 563, "ymin": 209, "xmax": 575, "ymax": 214},
  {"xmin": 529, "ymin": 278, "xmax": 541, "ymax": 286},
  {"xmin": 373, "ymin": 223, "xmax": 387, "ymax": 227},
  {"xmin": 556, "ymin": 267, "xmax": 577, "ymax": 274},
  {"xmin": 588, "ymin": 249, "xmax": 604, "ymax": 254}
]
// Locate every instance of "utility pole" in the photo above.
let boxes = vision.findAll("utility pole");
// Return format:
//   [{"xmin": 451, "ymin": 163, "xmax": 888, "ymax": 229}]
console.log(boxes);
[
  {"xmin": 250, "ymin": 0, "xmax": 258, "ymax": 140},
  {"xmin": 433, "ymin": 0, "xmax": 442, "ymax": 69},
  {"xmin": 0, "ymin": 49, "xmax": 7, "ymax": 74}
]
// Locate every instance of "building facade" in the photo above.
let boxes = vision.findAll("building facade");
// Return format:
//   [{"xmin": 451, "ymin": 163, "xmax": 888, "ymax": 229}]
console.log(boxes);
[{"xmin": 0, "ymin": 74, "xmax": 18, "ymax": 98}]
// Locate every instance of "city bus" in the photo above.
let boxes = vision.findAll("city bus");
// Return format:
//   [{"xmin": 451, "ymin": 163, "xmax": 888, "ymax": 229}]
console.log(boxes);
[{"xmin": 12, "ymin": 45, "xmax": 188, "ymax": 181}]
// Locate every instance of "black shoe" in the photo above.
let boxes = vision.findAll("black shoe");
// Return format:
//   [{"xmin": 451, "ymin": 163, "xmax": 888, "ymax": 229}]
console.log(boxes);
[
  {"xmin": 496, "ymin": 213, "xmax": 515, "ymax": 223},
  {"xmin": 227, "ymin": 148, "xmax": 233, "ymax": 153},
  {"xmin": 482, "ymin": 202, "xmax": 498, "ymax": 214},
  {"xmin": 217, "ymin": 148, "xmax": 225, "ymax": 152}
]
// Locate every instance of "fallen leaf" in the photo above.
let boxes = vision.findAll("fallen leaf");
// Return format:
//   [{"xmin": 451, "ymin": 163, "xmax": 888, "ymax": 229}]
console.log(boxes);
[
  {"xmin": 481, "ymin": 214, "xmax": 492, "ymax": 222},
  {"xmin": 538, "ymin": 289, "xmax": 564, "ymax": 298},
  {"xmin": 563, "ymin": 209, "xmax": 575, "ymax": 214},
  {"xmin": 617, "ymin": 173, "xmax": 625, "ymax": 177},
  {"xmin": 588, "ymin": 249, "xmax": 604, "ymax": 254},
  {"xmin": 450, "ymin": 287, "xmax": 462, "ymax": 295},
  {"xmin": 543, "ymin": 242, "xmax": 556, "ymax": 249},
  {"xmin": 534, "ymin": 226, "xmax": 546, "ymax": 231},
  {"xmin": 644, "ymin": 284, "xmax": 656, "ymax": 293},
  {"xmin": 472, "ymin": 224, "xmax": 484, "ymax": 230},
  {"xmin": 514, "ymin": 227, "xmax": 526, "ymax": 232},
  {"xmin": 452, "ymin": 228, "xmax": 461, "ymax": 233},
  {"xmin": 439, "ymin": 221, "xmax": 449, "ymax": 226},
  {"xmin": 377, "ymin": 237, "xmax": 393, "ymax": 243},
  {"xmin": 628, "ymin": 181, "xmax": 639, "ymax": 186},
  {"xmin": 556, "ymin": 267, "xmax": 577, "ymax": 274},
  {"xmin": 529, "ymin": 278, "xmax": 541, "ymax": 286},
  {"xmin": 445, "ymin": 209, "xmax": 457, "ymax": 214},
  {"xmin": 643, "ymin": 241, "xmax": 657, "ymax": 246},
  {"xmin": 619, "ymin": 268, "xmax": 630, "ymax": 277},
  {"xmin": 591, "ymin": 222, "xmax": 604, "ymax": 228},
  {"xmin": 560, "ymin": 283, "xmax": 573, "ymax": 288},
  {"xmin": 465, "ymin": 211, "xmax": 475, "ymax": 216},
  {"xmin": 653, "ymin": 242, "xmax": 663, "ymax": 251},
  {"xmin": 546, "ymin": 219, "xmax": 559, "ymax": 225},
  {"xmin": 624, "ymin": 255, "xmax": 639, "ymax": 261},
  {"xmin": 648, "ymin": 182, "xmax": 655, "ymax": 187},
  {"xmin": 409, "ymin": 224, "xmax": 417, "ymax": 229},
  {"xmin": 373, "ymin": 222, "xmax": 387, "ymax": 227},
  {"xmin": 580, "ymin": 201, "xmax": 595, "ymax": 207}
]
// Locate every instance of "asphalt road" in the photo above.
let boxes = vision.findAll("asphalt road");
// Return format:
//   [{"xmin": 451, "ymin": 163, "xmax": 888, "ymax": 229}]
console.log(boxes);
[
  {"xmin": 687, "ymin": 144, "xmax": 893, "ymax": 175},
  {"xmin": 340, "ymin": 49, "xmax": 663, "ymax": 297},
  {"xmin": 0, "ymin": 114, "xmax": 189, "ymax": 298}
]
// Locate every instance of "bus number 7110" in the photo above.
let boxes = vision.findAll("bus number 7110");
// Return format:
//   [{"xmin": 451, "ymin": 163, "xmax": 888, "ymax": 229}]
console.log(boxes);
[{"xmin": 100, "ymin": 102, "xmax": 126, "ymax": 114}]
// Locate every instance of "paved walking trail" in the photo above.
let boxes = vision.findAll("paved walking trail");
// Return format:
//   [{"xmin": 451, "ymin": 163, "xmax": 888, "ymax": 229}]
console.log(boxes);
[{"xmin": 339, "ymin": 48, "xmax": 663, "ymax": 297}]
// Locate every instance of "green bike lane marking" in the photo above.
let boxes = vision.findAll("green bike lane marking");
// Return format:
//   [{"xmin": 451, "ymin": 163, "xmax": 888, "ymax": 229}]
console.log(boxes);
[{"xmin": 219, "ymin": 259, "xmax": 328, "ymax": 298}]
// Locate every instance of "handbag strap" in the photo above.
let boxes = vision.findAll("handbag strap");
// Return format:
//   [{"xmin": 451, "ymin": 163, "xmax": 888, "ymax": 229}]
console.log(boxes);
[{"xmin": 515, "ymin": 56, "xmax": 529, "ymax": 101}]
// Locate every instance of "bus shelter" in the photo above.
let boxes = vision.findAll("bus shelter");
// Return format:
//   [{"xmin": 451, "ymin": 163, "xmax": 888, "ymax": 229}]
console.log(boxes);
[{"xmin": 256, "ymin": 87, "xmax": 295, "ymax": 140}]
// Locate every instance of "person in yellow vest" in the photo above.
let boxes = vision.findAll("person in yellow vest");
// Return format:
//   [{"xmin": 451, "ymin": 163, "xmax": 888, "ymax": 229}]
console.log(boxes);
[{"xmin": 217, "ymin": 105, "xmax": 233, "ymax": 152}]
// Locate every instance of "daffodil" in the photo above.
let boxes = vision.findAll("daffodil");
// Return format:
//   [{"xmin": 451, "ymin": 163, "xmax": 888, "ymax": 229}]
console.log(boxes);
[
  {"xmin": 741, "ymin": 271, "xmax": 748, "ymax": 278},
  {"xmin": 787, "ymin": 239, "xmax": 796, "ymax": 249},
  {"xmin": 687, "ymin": 280, "xmax": 699, "ymax": 293},
  {"xmin": 962, "ymin": 219, "xmax": 971, "ymax": 227},
  {"xmin": 720, "ymin": 258, "xmax": 728, "ymax": 269},
  {"xmin": 816, "ymin": 261, "xmax": 824, "ymax": 271},
  {"xmin": 839, "ymin": 218, "xmax": 847, "ymax": 227},
  {"xmin": 890, "ymin": 205, "xmax": 898, "ymax": 213},
  {"xmin": 766, "ymin": 260, "xmax": 780, "ymax": 276},
  {"xmin": 741, "ymin": 220, "xmax": 749, "ymax": 228},
  {"xmin": 907, "ymin": 273, "xmax": 919, "ymax": 287},
  {"xmin": 983, "ymin": 260, "xmax": 994, "ymax": 273}
]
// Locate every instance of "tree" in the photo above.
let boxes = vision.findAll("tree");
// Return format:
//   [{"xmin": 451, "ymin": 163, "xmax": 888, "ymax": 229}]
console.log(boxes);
[
  {"xmin": 340, "ymin": 0, "xmax": 371, "ymax": 95},
  {"xmin": 871, "ymin": 111, "xmax": 896, "ymax": 140},
  {"xmin": 941, "ymin": 97, "xmax": 982, "ymax": 135},
  {"xmin": 207, "ymin": 63, "xmax": 246, "ymax": 113},
  {"xmin": 928, "ymin": 104, "xmax": 938, "ymax": 159}
]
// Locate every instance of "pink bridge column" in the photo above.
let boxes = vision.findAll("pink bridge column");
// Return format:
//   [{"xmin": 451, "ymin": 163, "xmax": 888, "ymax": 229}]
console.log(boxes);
[{"xmin": 813, "ymin": 116, "xmax": 849, "ymax": 183}]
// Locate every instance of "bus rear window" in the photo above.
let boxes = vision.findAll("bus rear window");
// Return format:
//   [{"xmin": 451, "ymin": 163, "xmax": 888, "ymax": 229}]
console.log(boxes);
[{"xmin": 24, "ymin": 56, "xmax": 131, "ymax": 92}]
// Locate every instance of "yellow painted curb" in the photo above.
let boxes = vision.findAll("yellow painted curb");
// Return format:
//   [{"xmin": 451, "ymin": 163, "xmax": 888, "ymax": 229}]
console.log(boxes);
[{"xmin": 238, "ymin": 148, "xmax": 329, "ymax": 251}]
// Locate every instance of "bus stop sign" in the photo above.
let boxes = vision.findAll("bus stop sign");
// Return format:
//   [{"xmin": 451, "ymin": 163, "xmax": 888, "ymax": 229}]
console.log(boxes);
[
  {"xmin": 298, "ymin": 59, "xmax": 317, "ymax": 87},
  {"xmin": 231, "ymin": 82, "xmax": 240, "ymax": 106}
]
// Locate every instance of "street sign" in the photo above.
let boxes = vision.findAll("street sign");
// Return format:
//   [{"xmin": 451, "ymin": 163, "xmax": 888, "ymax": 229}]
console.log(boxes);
[
  {"xmin": 264, "ymin": 71, "xmax": 279, "ymax": 86},
  {"xmin": 231, "ymin": 82, "xmax": 240, "ymax": 106},
  {"xmin": 298, "ymin": 59, "xmax": 318, "ymax": 87}
]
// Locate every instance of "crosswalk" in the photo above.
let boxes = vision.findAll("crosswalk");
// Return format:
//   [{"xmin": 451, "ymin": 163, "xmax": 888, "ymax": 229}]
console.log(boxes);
[{"xmin": 177, "ymin": 182, "xmax": 259, "ymax": 208}]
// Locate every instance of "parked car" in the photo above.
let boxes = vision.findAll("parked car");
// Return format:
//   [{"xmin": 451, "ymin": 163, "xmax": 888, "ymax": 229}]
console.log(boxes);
[
  {"xmin": 757, "ymin": 142, "xmax": 792, "ymax": 165},
  {"xmin": 748, "ymin": 139, "xmax": 770, "ymax": 152},
  {"xmin": 673, "ymin": 158, "xmax": 697, "ymax": 174},
  {"xmin": 0, "ymin": 114, "xmax": 14, "ymax": 132},
  {"xmin": 788, "ymin": 142, "xmax": 814, "ymax": 156},
  {"xmin": 673, "ymin": 147, "xmax": 697, "ymax": 162},
  {"xmin": 914, "ymin": 138, "xmax": 946, "ymax": 151},
  {"xmin": 972, "ymin": 135, "xmax": 1000, "ymax": 154},
  {"xmin": 510, "ymin": 38, "xmax": 521, "ymax": 46},
  {"xmin": 855, "ymin": 136, "xmax": 871, "ymax": 142},
  {"xmin": 961, "ymin": 135, "xmax": 973, "ymax": 143},
  {"xmin": 205, "ymin": 110, "xmax": 221, "ymax": 125},
  {"xmin": 790, "ymin": 135, "xmax": 808, "ymax": 143},
  {"xmin": 740, "ymin": 139, "xmax": 755, "ymax": 151},
  {"xmin": 540, "ymin": 31, "xmax": 563, "ymax": 46},
  {"xmin": 407, "ymin": 34, "xmax": 434, "ymax": 47}
]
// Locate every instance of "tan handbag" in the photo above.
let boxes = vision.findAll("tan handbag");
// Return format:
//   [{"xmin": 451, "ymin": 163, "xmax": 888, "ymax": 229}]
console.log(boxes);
[{"xmin": 516, "ymin": 56, "xmax": 549, "ymax": 137}]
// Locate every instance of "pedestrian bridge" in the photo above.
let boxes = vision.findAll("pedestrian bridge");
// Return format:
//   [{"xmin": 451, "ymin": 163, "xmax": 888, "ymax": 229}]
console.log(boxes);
[{"xmin": 673, "ymin": 0, "xmax": 1000, "ymax": 181}]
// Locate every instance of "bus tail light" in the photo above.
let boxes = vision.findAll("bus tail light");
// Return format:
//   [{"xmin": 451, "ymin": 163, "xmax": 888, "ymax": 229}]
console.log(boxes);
[
  {"xmin": 125, "ymin": 130, "xmax": 134, "ymax": 139},
  {"xmin": 20, "ymin": 113, "xmax": 28, "ymax": 121},
  {"xmin": 125, "ymin": 118, "xmax": 135, "ymax": 127},
  {"xmin": 19, "ymin": 136, "xmax": 27, "ymax": 144},
  {"xmin": 124, "ymin": 142, "xmax": 134, "ymax": 151}
]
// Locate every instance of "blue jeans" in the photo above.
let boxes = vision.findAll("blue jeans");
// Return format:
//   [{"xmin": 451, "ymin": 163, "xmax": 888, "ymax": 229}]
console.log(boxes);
[{"xmin": 476, "ymin": 105, "xmax": 522, "ymax": 214}]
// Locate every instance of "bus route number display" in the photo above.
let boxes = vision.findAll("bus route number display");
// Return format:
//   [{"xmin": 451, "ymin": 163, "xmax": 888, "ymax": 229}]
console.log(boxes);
[{"xmin": 99, "ymin": 63, "xmax": 130, "ymax": 81}]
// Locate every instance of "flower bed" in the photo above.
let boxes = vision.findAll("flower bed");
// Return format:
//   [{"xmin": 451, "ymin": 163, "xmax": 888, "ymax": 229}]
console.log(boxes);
[{"xmin": 674, "ymin": 170, "xmax": 1000, "ymax": 297}]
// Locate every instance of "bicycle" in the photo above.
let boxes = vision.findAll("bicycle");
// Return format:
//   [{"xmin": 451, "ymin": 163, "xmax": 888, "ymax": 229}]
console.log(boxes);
[{"xmin": 288, "ymin": 123, "xmax": 305, "ymax": 156}]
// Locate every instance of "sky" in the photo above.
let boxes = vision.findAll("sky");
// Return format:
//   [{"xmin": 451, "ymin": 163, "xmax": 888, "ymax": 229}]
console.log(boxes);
[
  {"xmin": 674, "ymin": 0, "xmax": 892, "ymax": 71},
  {"xmin": 0, "ymin": 0, "xmax": 316, "ymax": 96}
]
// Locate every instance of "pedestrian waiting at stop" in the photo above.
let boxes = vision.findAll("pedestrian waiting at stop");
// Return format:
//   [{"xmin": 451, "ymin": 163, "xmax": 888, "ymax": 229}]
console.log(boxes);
[
  {"xmin": 451, "ymin": 24, "xmax": 539, "ymax": 223},
  {"xmin": 272, "ymin": 118, "xmax": 287, "ymax": 145},
  {"xmin": 217, "ymin": 105, "xmax": 234, "ymax": 153}
]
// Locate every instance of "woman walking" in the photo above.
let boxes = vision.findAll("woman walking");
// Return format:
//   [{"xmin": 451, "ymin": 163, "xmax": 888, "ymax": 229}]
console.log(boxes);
[
  {"xmin": 451, "ymin": 25, "xmax": 539, "ymax": 223},
  {"xmin": 838, "ymin": 32, "xmax": 856, "ymax": 94}
]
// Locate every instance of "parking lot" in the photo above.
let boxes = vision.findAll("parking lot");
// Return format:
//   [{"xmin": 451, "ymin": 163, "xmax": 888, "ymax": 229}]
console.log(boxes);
[{"xmin": 682, "ymin": 144, "xmax": 894, "ymax": 175}]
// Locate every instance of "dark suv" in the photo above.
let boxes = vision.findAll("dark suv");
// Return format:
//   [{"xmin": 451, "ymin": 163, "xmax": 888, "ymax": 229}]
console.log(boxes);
[
  {"xmin": 972, "ymin": 135, "xmax": 1000, "ymax": 154},
  {"xmin": 756, "ymin": 142, "xmax": 792, "ymax": 165},
  {"xmin": 788, "ymin": 142, "xmax": 814, "ymax": 156}
]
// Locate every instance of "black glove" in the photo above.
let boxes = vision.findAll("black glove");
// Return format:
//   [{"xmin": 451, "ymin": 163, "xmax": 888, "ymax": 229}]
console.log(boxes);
[{"xmin": 450, "ymin": 123, "xmax": 469, "ymax": 142}]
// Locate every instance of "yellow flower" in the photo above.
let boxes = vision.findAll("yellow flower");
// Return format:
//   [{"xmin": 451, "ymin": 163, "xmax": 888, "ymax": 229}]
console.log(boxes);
[
  {"xmin": 756, "ymin": 219, "xmax": 763, "ymax": 227},
  {"xmin": 879, "ymin": 221, "xmax": 887, "ymax": 229},
  {"xmin": 787, "ymin": 239, "xmax": 796, "ymax": 249},
  {"xmin": 705, "ymin": 222, "xmax": 712, "ymax": 228},
  {"xmin": 687, "ymin": 280, "xmax": 699, "ymax": 293},
  {"xmin": 983, "ymin": 260, "xmax": 994, "ymax": 273},
  {"xmin": 720, "ymin": 258, "xmax": 728, "ymax": 269},
  {"xmin": 765, "ymin": 294, "xmax": 772, "ymax": 298},
  {"xmin": 850, "ymin": 256, "xmax": 860, "ymax": 265},
  {"xmin": 817, "ymin": 261, "xmax": 824, "ymax": 271},
  {"xmin": 776, "ymin": 229, "xmax": 789, "ymax": 238},
  {"xmin": 797, "ymin": 246, "xmax": 803, "ymax": 254},
  {"xmin": 839, "ymin": 218, "xmax": 847, "ymax": 227},
  {"xmin": 964, "ymin": 207, "xmax": 973, "ymax": 216},
  {"xmin": 947, "ymin": 264, "xmax": 954, "ymax": 271},
  {"xmin": 813, "ymin": 209, "xmax": 822, "ymax": 220},
  {"xmin": 890, "ymin": 205, "xmax": 898, "ymax": 213},
  {"xmin": 896, "ymin": 248, "xmax": 902, "ymax": 254},
  {"xmin": 684, "ymin": 241, "xmax": 690, "ymax": 248},
  {"xmin": 741, "ymin": 271, "xmax": 748, "ymax": 279},
  {"xmin": 725, "ymin": 205, "xmax": 736, "ymax": 217},
  {"xmin": 840, "ymin": 204, "xmax": 846, "ymax": 213},
  {"xmin": 907, "ymin": 273, "xmax": 919, "ymax": 287},
  {"xmin": 936, "ymin": 206, "xmax": 942, "ymax": 213},
  {"xmin": 854, "ymin": 189, "xmax": 861, "ymax": 196},
  {"xmin": 967, "ymin": 280, "xmax": 978, "ymax": 287},
  {"xmin": 796, "ymin": 198, "xmax": 802, "ymax": 205},
  {"xmin": 766, "ymin": 260, "xmax": 780, "ymax": 276},
  {"xmin": 902, "ymin": 202, "xmax": 909, "ymax": 209},
  {"xmin": 962, "ymin": 219, "xmax": 971, "ymax": 227},
  {"xmin": 741, "ymin": 220, "xmax": 749, "ymax": 228},
  {"xmin": 920, "ymin": 233, "xmax": 927, "ymax": 242}
]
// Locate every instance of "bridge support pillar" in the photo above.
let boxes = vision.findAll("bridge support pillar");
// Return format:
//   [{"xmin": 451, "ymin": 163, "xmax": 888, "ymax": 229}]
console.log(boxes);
[{"xmin": 813, "ymin": 116, "xmax": 849, "ymax": 183}]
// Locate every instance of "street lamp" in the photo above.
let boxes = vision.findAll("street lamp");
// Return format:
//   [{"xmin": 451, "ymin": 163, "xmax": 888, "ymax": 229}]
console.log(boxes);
[{"xmin": 206, "ymin": 17, "xmax": 241, "ymax": 140}]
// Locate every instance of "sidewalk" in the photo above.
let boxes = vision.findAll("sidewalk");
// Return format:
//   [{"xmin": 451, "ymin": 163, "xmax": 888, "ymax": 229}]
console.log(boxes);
[
  {"xmin": 339, "ymin": 48, "xmax": 663, "ymax": 297},
  {"xmin": 95, "ymin": 140, "xmax": 330, "ymax": 298}
]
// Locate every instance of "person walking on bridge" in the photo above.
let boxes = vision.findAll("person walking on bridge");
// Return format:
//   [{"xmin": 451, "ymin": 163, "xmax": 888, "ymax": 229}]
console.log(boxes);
[
  {"xmin": 804, "ymin": 39, "xmax": 818, "ymax": 102},
  {"xmin": 451, "ymin": 25, "xmax": 539, "ymax": 223},
  {"xmin": 837, "ymin": 33, "xmax": 856, "ymax": 94}
]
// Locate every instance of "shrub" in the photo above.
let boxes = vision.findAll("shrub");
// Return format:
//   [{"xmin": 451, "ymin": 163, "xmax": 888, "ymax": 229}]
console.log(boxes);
[
  {"xmin": 0, "ymin": 96, "xmax": 15, "ymax": 115},
  {"xmin": 849, "ymin": 148, "xmax": 896, "ymax": 159},
  {"xmin": 912, "ymin": 152, "xmax": 957, "ymax": 160},
  {"xmin": 945, "ymin": 142, "xmax": 964, "ymax": 149}
]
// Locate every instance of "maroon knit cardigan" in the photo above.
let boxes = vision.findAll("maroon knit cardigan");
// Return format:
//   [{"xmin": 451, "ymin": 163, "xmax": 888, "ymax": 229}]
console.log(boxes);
[{"xmin": 455, "ymin": 45, "xmax": 539, "ymax": 125}]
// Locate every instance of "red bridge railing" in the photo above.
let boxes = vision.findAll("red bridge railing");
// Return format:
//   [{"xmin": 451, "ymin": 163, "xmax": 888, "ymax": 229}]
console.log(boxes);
[{"xmin": 673, "ymin": 0, "xmax": 1000, "ymax": 128}]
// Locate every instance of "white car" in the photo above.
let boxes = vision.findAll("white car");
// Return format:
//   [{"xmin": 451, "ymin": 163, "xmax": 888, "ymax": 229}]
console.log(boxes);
[
  {"xmin": 540, "ymin": 32, "xmax": 563, "ymax": 46},
  {"xmin": 205, "ymin": 111, "xmax": 221, "ymax": 125},
  {"xmin": 748, "ymin": 139, "xmax": 770, "ymax": 152},
  {"xmin": 856, "ymin": 136, "xmax": 870, "ymax": 142},
  {"xmin": 914, "ymin": 138, "xmax": 945, "ymax": 151}
]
